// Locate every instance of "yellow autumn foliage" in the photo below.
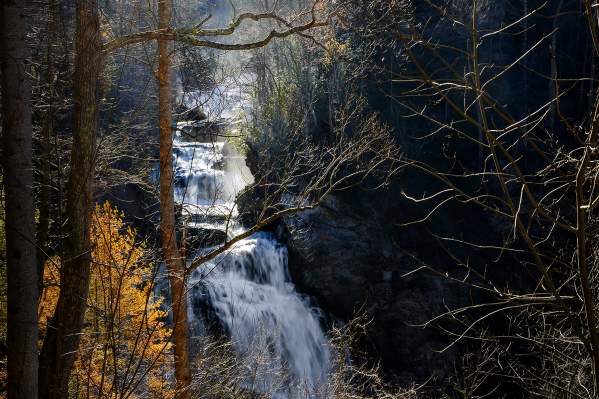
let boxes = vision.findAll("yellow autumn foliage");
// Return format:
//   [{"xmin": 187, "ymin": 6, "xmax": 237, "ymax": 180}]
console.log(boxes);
[{"xmin": 39, "ymin": 202, "xmax": 174, "ymax": 399}]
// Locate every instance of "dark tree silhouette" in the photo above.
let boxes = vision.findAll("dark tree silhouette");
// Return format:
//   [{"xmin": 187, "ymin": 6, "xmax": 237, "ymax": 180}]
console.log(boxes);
[{"xmin": 0, "ymin": 1, "xmax": 39, "ymax": 398}]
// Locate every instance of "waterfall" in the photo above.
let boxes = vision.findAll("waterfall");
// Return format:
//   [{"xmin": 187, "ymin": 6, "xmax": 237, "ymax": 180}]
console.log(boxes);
[
  {"xmin": 172, "ymin": 86, "xmax": 331, "ymax": 396},
  {"xmin": 187, "ymin": 233, "xmax": 331, "ymax": 395}
]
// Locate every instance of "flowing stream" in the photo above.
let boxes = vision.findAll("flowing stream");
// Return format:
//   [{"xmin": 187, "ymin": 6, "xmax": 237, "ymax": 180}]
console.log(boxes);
[{"xmin": 173, "ymin": 84, "xmax": 331, "ymax": 396}]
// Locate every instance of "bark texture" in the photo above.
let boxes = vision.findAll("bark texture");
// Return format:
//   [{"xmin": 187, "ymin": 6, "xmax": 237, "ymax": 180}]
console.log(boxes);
[
  {"xmin": 157, "ymin": 0, "xmax": 192, "ymax": 397},
  {"xmin": 36, "ymin": 0, "xmax": 58, "ymax": 294},
  {"xmin": 38, "ymin": 1, "xmax": 101, "ymax": 397},
  {"xmin": 0, "ymin": 1, "xmax": 39, "ymax": 398}
]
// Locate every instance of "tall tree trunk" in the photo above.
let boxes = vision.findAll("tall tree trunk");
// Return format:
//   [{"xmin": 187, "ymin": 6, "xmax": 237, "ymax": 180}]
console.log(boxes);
[
  {"xmin": 0, "ymin": 1, "xmax": 39, "ymax": 398},
  {"xmin": 38, "ymin": 1, "xmax": 101, "ymax": 398},
  {"xmin": 37, "ymin": 0, "xmax": 58, "ymax": 294},
  {"xmin": 157, "ymin": 1, "xmax": 192, "ymax": 397}
]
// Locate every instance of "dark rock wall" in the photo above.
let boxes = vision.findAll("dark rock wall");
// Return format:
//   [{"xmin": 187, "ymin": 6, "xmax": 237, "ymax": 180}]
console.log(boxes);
[{"xmin": 277, "ymin": 195, "xmax": 465, "ymax": 384}]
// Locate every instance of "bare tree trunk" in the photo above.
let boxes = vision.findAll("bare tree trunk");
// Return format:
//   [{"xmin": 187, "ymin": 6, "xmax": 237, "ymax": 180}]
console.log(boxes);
[
  {"xmin": 157, "ymin": 1, "xmax": 192, "ymax": 397},
  {"xmin": 0, "ymin": 1, "xmax": 39, "ymax": 398},
  {"xmin": 37, "ymin": 0, "xmax": 58, "ymax": 294},
  {"xmin": 38, "ymin": 1, "xmax": 101, "ymax": 398}
]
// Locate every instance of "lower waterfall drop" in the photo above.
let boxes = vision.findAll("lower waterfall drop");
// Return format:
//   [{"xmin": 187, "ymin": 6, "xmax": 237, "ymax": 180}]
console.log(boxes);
[{"xmin": 188, "ymin": 233, "xmax": 331, "ymax": 396}]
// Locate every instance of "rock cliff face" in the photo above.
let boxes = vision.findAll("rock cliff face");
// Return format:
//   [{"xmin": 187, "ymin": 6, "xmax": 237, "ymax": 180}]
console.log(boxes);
[
  {"xmin": 280, "ymin": 196, "xmax": 395, "ymax": 318},
  {"xmin": 276, "ymin": 195, "xmax": 466, "ymax": 383}
]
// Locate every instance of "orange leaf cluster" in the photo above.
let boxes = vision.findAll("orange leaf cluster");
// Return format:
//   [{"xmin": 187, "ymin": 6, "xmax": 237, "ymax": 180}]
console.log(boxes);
[{"xmin": 39, "ymin": 202, "xmax": 175, "ymax": 398}]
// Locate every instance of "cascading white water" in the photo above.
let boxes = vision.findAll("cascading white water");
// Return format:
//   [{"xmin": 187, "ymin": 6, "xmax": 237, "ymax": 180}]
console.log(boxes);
[
  {"xmin": 173, "ymin": 136, "xmax": 234, "ymax": 218},
  {"xmin": 173, "ymin": 85, "xmax": 331, "ymax": 396},
  {"xmin": 187, "ymin": 233, "xmax": 330, "ymax": 395}
]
